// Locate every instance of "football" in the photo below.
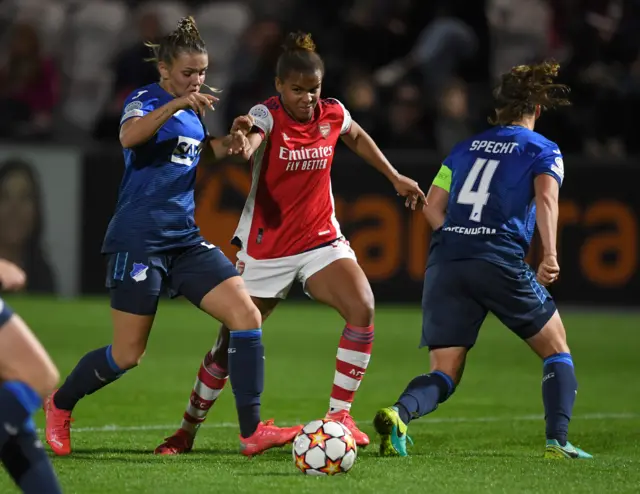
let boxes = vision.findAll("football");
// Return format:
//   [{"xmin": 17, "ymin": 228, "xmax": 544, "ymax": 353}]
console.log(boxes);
[{"xmin": 292, "ymin": 419, "xmax": 357, "ymax": 476}]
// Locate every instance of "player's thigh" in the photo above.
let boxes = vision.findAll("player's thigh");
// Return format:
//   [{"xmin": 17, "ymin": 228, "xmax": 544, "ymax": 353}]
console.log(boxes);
[
  {"xmin": 0, "ymin": 301, "xmax": 59, "ymax": 397},
  {"xmin": 199, "ymin": 276, "xmax": 262, "ymax": 330},
  {"xmin": 477, "ymin": 260, "xmax": 558, "ymax": 344},
  {"xmin": 105, "ymin": 252, "xmax": 162, "ymax": 368},
  {"xmin": 302, "ymin": 240, "xmax": 374, "ymax": 326},
  {"xmin": 420, "ymin": 262, "xmax": 487, "ymax": 350},
  {"xmin": 237, "ymin": 249, "xmax": 301, "ymax": 300},
  {"xmin": 525, "ymin": 310, "xmax": 570, "ymax": 359}
]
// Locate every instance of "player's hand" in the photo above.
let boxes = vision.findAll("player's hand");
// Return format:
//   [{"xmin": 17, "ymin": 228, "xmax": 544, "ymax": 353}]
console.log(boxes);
[
  {"xmin": 392, "ymin": 174, "xmax": 427, "ymax": 210},
  {"xmin": 225, "ymin": 131, "xmax": 250, "ymax": 157},
  {"xmin": 0, "ymin": 259, "xmax": 26, "ymax": 291},
  {"xmin": 537, "ymin": 254, "xmax": 560, "ymax": 286},
  {"xmin": 230, "ymin": 115, "xmax": 254, "ymax": 136},
  {"xmin": 174, "ymin": 93, "xmax": 218, "ymax": 117}
]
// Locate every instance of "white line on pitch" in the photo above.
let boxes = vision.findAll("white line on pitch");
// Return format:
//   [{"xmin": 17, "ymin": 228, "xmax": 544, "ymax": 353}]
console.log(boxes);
[{"xmin": 36, "ymin": 412, "xmax": 639, "ymax": 434}]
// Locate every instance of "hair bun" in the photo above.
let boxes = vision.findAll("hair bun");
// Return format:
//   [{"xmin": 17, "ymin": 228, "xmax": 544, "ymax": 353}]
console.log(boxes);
[
  {"xmin": 283, "ymin": 31, "xmax": 316, "ymax": 53},
  {"xmin": 176, "ymin": 16, "xmax": 200, "ymax": 38}
]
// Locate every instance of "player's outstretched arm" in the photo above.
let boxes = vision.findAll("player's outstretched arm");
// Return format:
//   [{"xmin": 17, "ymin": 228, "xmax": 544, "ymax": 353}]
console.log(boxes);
[
  {"xmin": 534, "ymin": 174, "xmax": 561, "ymax": 285},
  {"xmin": 208, "ymin": 115, "xmax": 264, "ymax": 162},
  {"xmin": 340, "ymin": 121, "xmax": 426, "ymax": 209},
  {"xmin": 119, "ymin": 93, "xmax": 217, "ymax": 149},
  {"xmin": 208, "ymin": 131, "xmax": 252, "ymax": 161}
]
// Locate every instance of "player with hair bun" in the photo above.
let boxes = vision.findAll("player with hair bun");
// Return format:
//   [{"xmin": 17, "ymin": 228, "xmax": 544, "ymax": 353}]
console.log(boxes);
[
  {"xmin": 45, "ymin": 16, "xmax": 301, "ymax": 458},
  {"xmin": 373, "ymin": 61, "xmax": 592, "ymax": 460},
  {"xmin": 155, "ymin": 31, "xmax": 426, "ymax": 455}
]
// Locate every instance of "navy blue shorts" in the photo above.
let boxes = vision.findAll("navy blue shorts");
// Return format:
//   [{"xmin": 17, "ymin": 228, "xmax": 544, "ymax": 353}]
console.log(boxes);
[
  {"xmin": 0, "ymin": 297, "xmax": 13, "ymax": 327},
  {"xmin": 105, "ymin": 242, "xmax": 239, "ymax": 316},
  {"xmin": 420, "ymin": 259, "xmax": 556, "ymax": 349}
]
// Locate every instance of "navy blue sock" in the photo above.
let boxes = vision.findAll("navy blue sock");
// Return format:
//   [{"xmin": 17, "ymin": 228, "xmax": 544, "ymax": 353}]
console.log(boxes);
[
  {"xmin": 542, "ymin": 352, "xmax": 577, "ymax": 446},
  {"xmin": 228, "ymin": 329, "xmax": 264, "ymax": 438},
  {"xmin": 1, "ymin": 430, "xmax": 62, "ymax": 494},
  {"xmin": 395, "ymin": 371, "xmax": 455, "ymax": 424},
  {"xmin": 0, "ymin": 381, "xmax": 41, "ymax": 450},
  {"xmin": 54, "ymin": 345, "xmax": 125, "ymax": 411}
]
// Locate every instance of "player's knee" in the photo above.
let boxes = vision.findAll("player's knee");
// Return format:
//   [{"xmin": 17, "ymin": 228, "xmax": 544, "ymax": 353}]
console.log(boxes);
[
  {"xmin": 429, "ymin": 347, "xmax": 467, "ymax": 386},
  {"xmin": 41, "ymin": 361, "xmax": 60, "ymax": 397},
  {"xmin": 26, "ymin": 357, "xmax": 59, "ymax": 399},
  {"xmin": 343, "ymin": 292, "xmax": 375, "ymax": 327},
  {"xmin": 111, "ymin": 347, "xmax": 146, "ymax": 370},
  {"xmin": 224, "ymin": 302, "xmax": 262, "ymax": 331},
  {"xmin": 527, "ymin": 312, "xmax": 570, "ymax": 359}
]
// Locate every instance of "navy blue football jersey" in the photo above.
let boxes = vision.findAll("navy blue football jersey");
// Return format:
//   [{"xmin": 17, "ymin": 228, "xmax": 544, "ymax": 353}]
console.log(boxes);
[
  {"xmin": 428, "ymin": 125, "xmax": 564, "ymax": 267},
  {"xmin": 102, "ymin": 83, "xmax": 208, "ymax": 254}
]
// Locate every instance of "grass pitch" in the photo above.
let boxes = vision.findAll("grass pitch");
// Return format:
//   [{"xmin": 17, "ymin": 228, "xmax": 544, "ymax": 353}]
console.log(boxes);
[{"xmin": 1, "ymin": 296, "xmax": 639, "ymax": 493}]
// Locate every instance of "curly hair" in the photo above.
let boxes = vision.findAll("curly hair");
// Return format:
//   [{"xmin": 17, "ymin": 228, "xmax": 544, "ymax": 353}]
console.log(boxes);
[{"xmin": 489, "ymin": 60, "xmax": 571, "ymax": 125}]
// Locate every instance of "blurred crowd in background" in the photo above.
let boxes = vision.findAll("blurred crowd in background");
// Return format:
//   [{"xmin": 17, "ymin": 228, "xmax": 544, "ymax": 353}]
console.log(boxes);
[{"xmin": 1, "ymin": 0, "xmax": 640, "ymax": 158}]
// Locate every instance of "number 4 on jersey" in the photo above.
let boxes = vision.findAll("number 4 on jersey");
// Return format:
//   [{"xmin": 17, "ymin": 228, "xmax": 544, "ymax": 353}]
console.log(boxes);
[{"xmin": 457, "ymin": 158, "xmax": 500, "ymax": 222}]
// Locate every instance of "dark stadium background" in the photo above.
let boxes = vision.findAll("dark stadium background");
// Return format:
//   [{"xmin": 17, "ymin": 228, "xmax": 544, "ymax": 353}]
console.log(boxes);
[
  {"xmin": 1, "ymin": 0, "xmax": 638, "ymax": 306},
  {"xmin": 1, "ymin": 2, "xmax": 639, "ymax": 493}
]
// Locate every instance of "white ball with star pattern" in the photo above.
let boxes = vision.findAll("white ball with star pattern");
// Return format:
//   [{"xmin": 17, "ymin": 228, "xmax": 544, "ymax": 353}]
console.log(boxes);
[{"xmin": 292, "ymin": 419, "xmax": 357, "ymax": 476}]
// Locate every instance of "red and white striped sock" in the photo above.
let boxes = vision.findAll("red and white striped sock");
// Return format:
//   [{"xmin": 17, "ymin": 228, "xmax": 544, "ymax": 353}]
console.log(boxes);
[
  {"xmin": 180, "ymin": 352, "xmax": 228, "ymax": 436},
  {"xmin": 329, "ymin": 324, "xmax": 374, "ymax": 413}
]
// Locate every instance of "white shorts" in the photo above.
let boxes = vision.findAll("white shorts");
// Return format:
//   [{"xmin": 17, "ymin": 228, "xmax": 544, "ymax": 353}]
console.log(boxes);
[{"xmin": 235, "ymin": 238, "xmax": 357, "ymax": 299}]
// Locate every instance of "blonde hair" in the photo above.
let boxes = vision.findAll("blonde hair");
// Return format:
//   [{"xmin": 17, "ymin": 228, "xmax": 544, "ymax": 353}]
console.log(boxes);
[
  {"xmin": 145, "ymin": 16, "xmax": 203, "ymax": 62},
  {"xmin": 489, "ymin": 60, "xmax": 570, "ymax": 125},
  {"xmin": 144, "ymin": 16, "xmax": 219, "ymax": 93}
]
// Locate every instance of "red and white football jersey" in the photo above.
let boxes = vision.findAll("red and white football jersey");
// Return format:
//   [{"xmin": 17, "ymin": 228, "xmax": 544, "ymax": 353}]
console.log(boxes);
[{"xmin": 232, "ymin": 96, "xmax": 353, "ymax": 259}]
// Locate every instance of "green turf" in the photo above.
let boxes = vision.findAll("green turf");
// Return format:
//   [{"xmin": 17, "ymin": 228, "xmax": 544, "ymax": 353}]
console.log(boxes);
[{"xmin": 1, "ymin": 296, "xmax": 639, "ymax": 493}]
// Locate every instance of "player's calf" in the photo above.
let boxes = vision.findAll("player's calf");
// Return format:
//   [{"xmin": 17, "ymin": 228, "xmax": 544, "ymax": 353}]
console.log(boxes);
[
  {"xmin": 0, "ymin": 381, "xmax": 41, "ymax": 451},
  {"xmin": 181, "ymin": 352, "xmax": 228, "ymax": 436},
  {"xmin": 155, "ymin": 350, "xmax": 229, "ymax": 455},
  {"xmin": 540, "ymin": 352, "xmax": 578, "ymax": 447},
  {"xmin": 2, "ymin": 428, "xmax": 63, "ymax": 494},
  {"xmin": 326, "ymin": 323, "xmax": 374, "ymax": 447},
  {"xmin": 392, "ymin": 347, "xmax": 465, "ymax": 426},
  {"xmin": 395, "ymin": 370, "xmax": 456, "ymax": 425},
  {"xmin": 526, "ymin": 311, "xmax": 583, "ymax": 449}
]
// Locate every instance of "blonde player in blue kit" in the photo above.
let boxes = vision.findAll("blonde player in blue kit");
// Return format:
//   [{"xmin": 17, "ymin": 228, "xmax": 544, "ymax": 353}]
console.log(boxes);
[
  {"xmin": 44, "ymin": 16, "xmax": 301, "ymax": 458},
  {"xmin": 374, "ymin": 61, "xmax": 592, "ymax": 460}
]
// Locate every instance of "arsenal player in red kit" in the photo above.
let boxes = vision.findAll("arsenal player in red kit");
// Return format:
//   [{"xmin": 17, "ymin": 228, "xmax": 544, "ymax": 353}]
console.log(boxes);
[{"xmin": 155, "ymin": 32, "xmax": 425, "ymax": 454}]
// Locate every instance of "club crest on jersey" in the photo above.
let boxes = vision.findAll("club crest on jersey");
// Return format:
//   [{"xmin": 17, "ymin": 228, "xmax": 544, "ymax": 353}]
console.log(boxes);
[
  {"xmin": 236, "ymin": 260, "xmax": 245, "ymax": 275},
  {"xmin": 319, "ymin": 123, "xmax": 331, "ymax": 138},
  {"xmin": 130, "ymin": 263, "xmax": 149, "ymax": 282}
]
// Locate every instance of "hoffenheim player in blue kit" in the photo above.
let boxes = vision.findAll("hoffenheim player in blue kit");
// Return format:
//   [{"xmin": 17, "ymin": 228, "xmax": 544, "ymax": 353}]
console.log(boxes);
[
  {"xmin": 374, "ymin": 61, "xmax": 592, "ymax": 460},
  {"xmin": 44, "ymin": 17, "xmax": 301, "ymax": 457},
  {"xmin": 0, "ymin": 259, "xmax": 62, "ymax": 493}
]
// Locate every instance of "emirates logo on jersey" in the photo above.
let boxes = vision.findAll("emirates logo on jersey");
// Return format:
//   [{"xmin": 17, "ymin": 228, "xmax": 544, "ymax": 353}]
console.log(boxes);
[
  {"xmin": 319, "ymin": 123, "xmax": 331, "ymax": 138},
  {"xmin": 279, "ymin": 145, "xmax": 333, "ymax": 172}
]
